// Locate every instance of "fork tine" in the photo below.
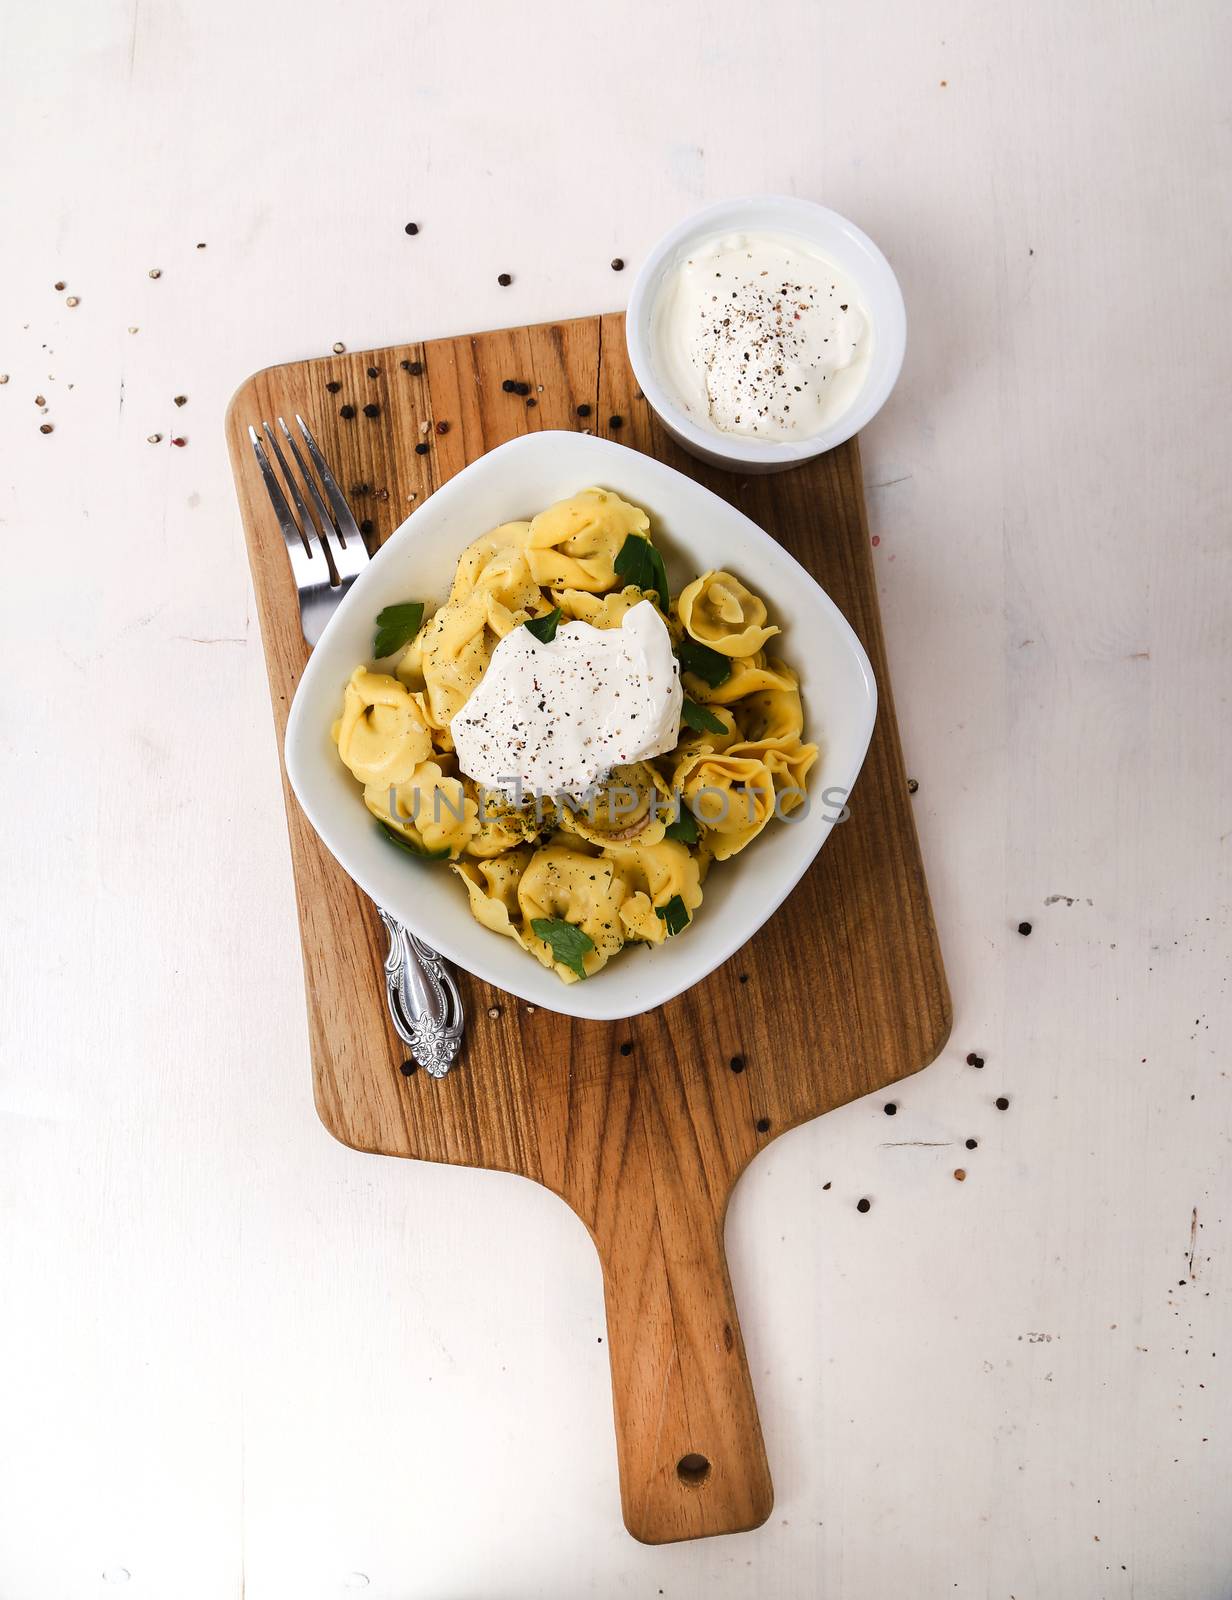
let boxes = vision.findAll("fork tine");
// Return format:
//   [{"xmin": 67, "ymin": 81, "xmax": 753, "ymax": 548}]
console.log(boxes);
[
  {"xmin": 248, "ymin": 425, "xmax": 325, "ymax": 592},
  {"xmin": 274, "ymin": 418, "xmax": 365, "ymax": 587},
  {"xmin": 274, "ymin": 417, "xmax": 343, "ymax": 569},
  {"xmin": 294, "ymin": 413, "xmax": 368, "ymax": 560},
  {"xmin": 262, "ymin": 422, "xmax": 333, "ymax": 575}
]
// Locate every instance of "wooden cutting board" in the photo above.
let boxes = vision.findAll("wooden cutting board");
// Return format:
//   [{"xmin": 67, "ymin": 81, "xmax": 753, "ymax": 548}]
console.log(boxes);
[{"xmin": 225, "ymin": 313, "xmax": 951, "ymax": 1545}]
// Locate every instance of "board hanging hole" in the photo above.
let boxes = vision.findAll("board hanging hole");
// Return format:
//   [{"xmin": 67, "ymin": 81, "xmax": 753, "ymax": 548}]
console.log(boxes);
[{"xmin": 676, "ymin": 1453, "xmax": 711, "ymax": 1487}]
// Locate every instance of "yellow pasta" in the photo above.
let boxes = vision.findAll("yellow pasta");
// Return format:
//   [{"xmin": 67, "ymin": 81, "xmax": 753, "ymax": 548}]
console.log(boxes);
[
  {"xmin": 729, "ymin": 658, "xmax": 804, "ymax": 742},
  {"xmin": 670, "ymin": 703, "xmax": 742, "ymax": 761},
  {"xmin": 333, "ymin": 667, "xmax": 434, "ymax": 787},
  {"xmin": 525, "ymin": 488, "xmax": 648, "ymax": 591},
  {"xmin": 517, "ymin": 846, "xmax": 628, "ymax": 982},
  {"xmin": 604, "ymin": 840, "xmax": 703, "ymax": 944},
  {"xmin": 332, "ymin": 487, "xmax": 819, "ymax": 984},
  {"xmin": 678, "ymin": 570, "xmax": 779, "ymax": 657},
  {"xmin": 730, "ymin": 736, "xmax": 820, "ymax": 815},
  {"xmin": 447, "ymin": 521, "xmax": 537, "ymax": 609},
  {"xmin": 673, "ymin": 748, "xmax": 778, "ymax": 860},
  {"xmin": 452, "ymin": 849, "xmax": 533, "ymax": 945},
  {"xmin": 560, "ymin": 762, "xmax": 671, "ymax": 850},
  {"xmin": 551, "ymin": 584, "xmax": 648, "ymax": 629},
  {"xmin": 680, "ymin": 649, "xmax": 797, "ymax": 707},
  {"xmin": 364, "ymin": 761, "xmax": 478, "ymax": 859}
]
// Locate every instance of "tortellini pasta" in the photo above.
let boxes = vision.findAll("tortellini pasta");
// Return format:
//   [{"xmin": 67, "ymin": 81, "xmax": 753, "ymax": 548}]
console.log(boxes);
[
  {"xmin": 331, "ymin": 489, "xmax": 820, "ymax": 984},
  {"xmin": 671, "ymin": 702, "xmax": 741, "ymax": 760},
  {"xmin": 604, "ymin": 840, "xmax": 703, "ymax": 944},
  {"xmin": 672, "ymin": 748, "xmax": 778, "ymax": 860},
  {"xmin": 558, "ymin": 762, "xmax": 671, "ymax": 849},
  {"xmin": 447, "ymin": 522, "xmax": 538, "ymax": 610},
  {"xmin": 452, "ymin": 849, "xmax": 533, "ymax": 944},
  {"xmin": 551, "ymin": 584, "xmax": 648, "ymax": 630},
  {"xmin": 333, "ymin": 668, "xmax": 433, "ymax": 787},
  {"xmin": 517, "ymin": 846, "xmax": 629, "ymax": 981},
  {"xmin": 525, "ymin": 488, "xmax": 647, "ymax": 591},
  {"xmin": 730, "ymin": 659, "xmax": 804, "ymax": 743},
  {"xmin": 678, "ymin": 570, "xmax": 780, "ymax": 657},
  {"xmin": 364, "ymin": 760, "xmax": 478, "ymax": 858},
  {"xmin": 680, "ymin": 649, "xmax": 797, "ymax": 707}
]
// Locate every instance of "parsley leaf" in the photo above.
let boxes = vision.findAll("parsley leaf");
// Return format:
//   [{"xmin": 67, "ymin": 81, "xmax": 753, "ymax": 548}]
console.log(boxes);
[
  {"xmin": 614, "ymin": 533, "xmax": 670, "ymax": 609},
  {"xmin": 655, "ymin": 894, "xmax": 691, "ymax": 937},
  {"xmin": 377, "ymin": 821, "xmax": 452, "ymax": 861},
  {"xmin": 681, "ymin": 698, "xmax": 727, "ymax": 735},
  {"xmin": 677, "ymin": 636, "xmax": 732, "ymax": 688},
  {"xmin": 664, "ymin": 808, "xmax": 700, "ymax": 845},
  {"xmin": 523, "ymin": 606, "xmax": 562, "ymax": 644},
  {"xmin": 530, "ymin": 917, "xmax": 595, "ymax": 980},
  {"xmin": 373, "ymin": 601, "xmax": 425, "ymax": 659}
]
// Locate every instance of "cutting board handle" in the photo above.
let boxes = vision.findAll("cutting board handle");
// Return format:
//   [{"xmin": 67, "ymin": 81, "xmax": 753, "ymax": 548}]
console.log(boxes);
[{"xmin": 596, "ymin": 1169, "xmax": 773, "ymax": 1544}]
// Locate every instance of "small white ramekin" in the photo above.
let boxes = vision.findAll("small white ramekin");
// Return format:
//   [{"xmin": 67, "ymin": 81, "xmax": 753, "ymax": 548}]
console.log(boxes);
[{"xmin": 626, "ymin": 195, "xmax": 907, "ymax": 474}]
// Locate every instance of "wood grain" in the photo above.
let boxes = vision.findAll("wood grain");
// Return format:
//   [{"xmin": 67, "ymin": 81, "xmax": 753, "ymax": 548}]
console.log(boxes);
[{"xmin": 224, "ymin": 314, "xmax": 951, "ymax": 1544}]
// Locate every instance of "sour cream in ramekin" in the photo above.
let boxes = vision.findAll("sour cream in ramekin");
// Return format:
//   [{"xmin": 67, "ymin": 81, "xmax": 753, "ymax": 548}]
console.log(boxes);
[
  {"xmin": 626, "ymin": 197, "xmax": 907, "ymax": 473},
  {"xmin": 653, "ymin": 232, "xmax": 871, "ymax": 442}
]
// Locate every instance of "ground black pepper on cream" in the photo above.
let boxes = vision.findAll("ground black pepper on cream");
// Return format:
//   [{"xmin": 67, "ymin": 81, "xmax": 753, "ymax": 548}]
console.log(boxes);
[{"xmin": 653, "ymin": 232, "xmax": 871, "ymax": 439}]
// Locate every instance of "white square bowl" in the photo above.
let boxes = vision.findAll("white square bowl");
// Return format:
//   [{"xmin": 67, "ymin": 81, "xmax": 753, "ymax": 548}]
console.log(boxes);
[{"xmin": 284, "ymin": 431, "xmax": 876, "ymax": 1021}]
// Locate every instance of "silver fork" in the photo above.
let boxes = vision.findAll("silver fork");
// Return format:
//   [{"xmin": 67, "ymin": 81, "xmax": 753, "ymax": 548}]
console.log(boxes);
[{"xmin": 249, "ymin": 413, "xmax": 464, "ymax": 1079}]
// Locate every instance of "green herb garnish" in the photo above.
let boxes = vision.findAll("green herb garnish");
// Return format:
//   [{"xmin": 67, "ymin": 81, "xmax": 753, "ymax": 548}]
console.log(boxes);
[
  {"xmin": 681, "ymin": 698, "xmax": 727, "ymax": 735},
  {"xmin": 655, "ymin": 894, "xmax": 691, "ymax": 937},
  {"xmin": 664, "ymin": 808, "xmax": 700, "ymax": 845},
  {"xmin": 373, "ymin": 601, "xmax": 425, "ymax": 659},
  {"xmin": 523, "ymin": 606, "xmax": 562, "ymax": 644},
  {"xmin": 530, "ymin": 917, "xmax": 594, "ymax": 980},
  {"xmin": 677, "ymin": 636, "xmax": 732, "ymax": 688},
  {"xmin": 377, "ymin": 821, "xmax": 451, "ymax": 861},
  {"xmin": 614, "ymin": 533, "xmax": 670, "ymax": 609}
]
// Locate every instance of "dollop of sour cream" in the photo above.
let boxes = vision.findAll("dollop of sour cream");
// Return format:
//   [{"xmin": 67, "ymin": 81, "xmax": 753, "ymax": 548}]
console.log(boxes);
[
  {"xmin": 652, "ymin": 231, "xmax": 872, "ymax": 440},
  {"xmin": 450, "ymin": 600, "xmax": 683, "ymax": 797}
]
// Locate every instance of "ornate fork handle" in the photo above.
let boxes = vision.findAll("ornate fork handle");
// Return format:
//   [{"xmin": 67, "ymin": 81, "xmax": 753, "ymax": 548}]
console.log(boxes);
[{"xmin": 377, "ymin": 909, "xmax": 464, "ymax": 1078}]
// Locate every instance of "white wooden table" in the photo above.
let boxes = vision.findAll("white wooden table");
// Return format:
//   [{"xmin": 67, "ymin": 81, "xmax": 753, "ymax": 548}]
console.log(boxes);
[{"xmin": 2, "ymin": 2, "xmax": 1228, "ymax": 1595}]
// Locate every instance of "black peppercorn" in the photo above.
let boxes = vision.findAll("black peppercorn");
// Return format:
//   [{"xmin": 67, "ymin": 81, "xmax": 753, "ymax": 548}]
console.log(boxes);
[
  {"xmin": 995, "ymin": 1096, "xmax": 1010, "ymax": 1110},
  {"xmin": 857, "ymin": 1197, "xmax": 872, "ymax": 1214},
  {"xmin": 965, "ymin": 1138, "xmax": 978, "ymax": 1149},
  {"xmin": 514, "ymin": 381, "xmax": 530, "ymax": 396},
  {"xmin": 576, "ymin": 403, "xmax": 592, "ymax": 417},
  {"xmin": 408, "ymin": 360, "xmax": 423, "ymax": 376},
  {"xmin": 362, "ymin": 402, "xmax": 380, "ymax": 418},
  {"xmin": 608, "ymin": 414, "xmax": 624, "ymax": 429},
  {"xmin": 884, "ymin": 1102, "xmax": 897, "ymax": 1115},
  {"xmin": 966, "ymin": 1052, "xmax": 985, "ymax": 1069},
  {"xmin": 497, "ymin": 272, "xmax": 512, "ymax": 286},
  {"xmin": 502, "ymin": 379, "xmax": 517, "ymax": 393},
  {"xmin": 359, "ymin": 519, "xmax": 374, "ymax": 535},
  {"xmin": 1017, "ymin": 921, "xmax": 1033, "ymax": 936},
  {"xmin": 326, "ymin": 380, "xmax": 341, "ymax": 393},
  {"xmin": 399, "ymin": 1058, "xmax": 418, "ymax": 1075},
  {"xmin": 366, "ymin": 365, "xmax": 379, "ymax": 379},
  {"xmin": 415, "ymin": 441, "xmax": 429, "ymax": 455},
  {"xmin": 339, "ymin": 404, "xmax": 356, "ymax": 419},
  {"xmin": 404, "ymin": 222, "xmax": 419, "ymax": 236},
  {"xmin": 611, "ymin": 257, "xmax": 625, "ymax": 271},
  {"xmin": 755, "ymin": 1117, "xmax": 771, "ymax": 1133}
]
